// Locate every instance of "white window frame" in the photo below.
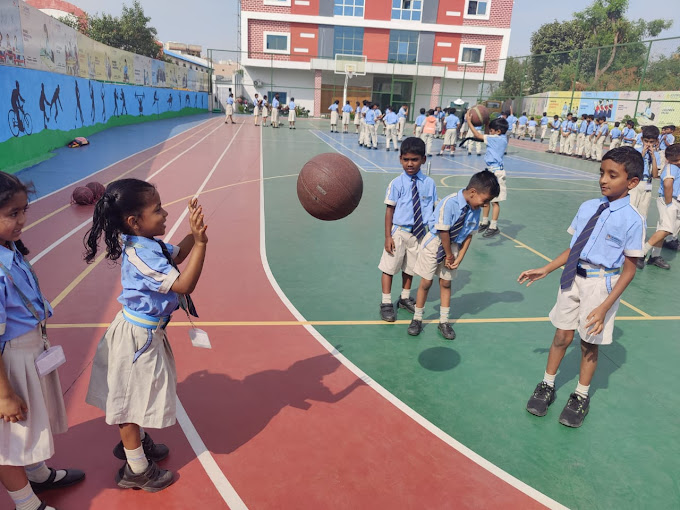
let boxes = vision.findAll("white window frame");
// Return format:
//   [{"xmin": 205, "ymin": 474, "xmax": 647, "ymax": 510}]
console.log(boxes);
[
  {"xmin": 333, "ymin": 0, "xmax": 365, "ymax": 18},
  {"xmin": 263, "ymin": 31, "xmax": 291, "ymax": 55},
  {"xmin": 458, "ymin": 44, "xmax": 485, "ymax": 66},
  {"xmin": 391, "ymin": 0, "xmax": 423, "ymax": 22},
  {"xmin": 463, "ymin": 0, "xmax": 491, "ymax": 20},
  {"xmin": 264, "ymin": 0, "xmax": 291, "ymax": 6}
]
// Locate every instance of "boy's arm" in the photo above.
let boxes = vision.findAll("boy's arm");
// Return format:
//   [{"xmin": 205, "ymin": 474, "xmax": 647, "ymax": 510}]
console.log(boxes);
[
  {"xmin": 518, "ymin": 248, "xmax": 571, "ymax": 286},
  {"xmin": 584, "ymin": 256, "xmax": 636, "ymax": 335},
  {"xmin": 651, "ymin": 154, "xmax": 659, "ymax": 179},
  {"xmin": 384, "ymin": 205, "xmax": 396, "ymax": 255},
  {"xmin": 449, "ymin": 234, "xmax": 473, "ymax": 269},
  {"xmin": 438, "ymin": 230, "xmax": 453, "ymax": 260},
  {"xmin": 663, "ymin": 178, "xmax": 674, "ymax": 205},
  {"xmin": 464, "ymin": 112, "xmax": 483, "ymax": 140}
]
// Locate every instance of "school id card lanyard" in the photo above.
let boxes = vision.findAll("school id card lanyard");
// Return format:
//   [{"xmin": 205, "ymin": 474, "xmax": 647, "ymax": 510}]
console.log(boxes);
[{"xmin": 0, "ymin": 253, "xmax": 66, "ymax": 376}]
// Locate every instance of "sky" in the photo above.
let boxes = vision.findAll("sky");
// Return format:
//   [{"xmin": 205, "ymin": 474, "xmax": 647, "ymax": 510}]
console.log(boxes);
[{"xmin": 67, "ymin": 0, "xmax": 679, "ymax": 59}]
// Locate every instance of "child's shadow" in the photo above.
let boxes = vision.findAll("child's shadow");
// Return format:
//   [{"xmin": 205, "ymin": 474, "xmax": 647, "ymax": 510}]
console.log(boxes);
[
  {"xmin": 482, "ymin": 220, "xmax": 524, "ymax": 247},
  {"xmin": 532, "ymin": 326, "xmax": 626, "ymax": 396},
  {"xmin": 425, "ymin": 270, "xmax": 472, "ymax": 305},
  {"xmin": 178, "ymin": 353, "xmax": 364, "ymax": 454}
]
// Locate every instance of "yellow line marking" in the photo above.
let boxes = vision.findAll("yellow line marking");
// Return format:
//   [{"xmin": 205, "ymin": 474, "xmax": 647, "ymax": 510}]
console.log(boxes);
[
  {"xmin": 500, "ymin": 232, "xmax": 651, "ymax": 318},
  {"xmin": 50, "ymin": 253, "xmax": 106, "ymax": 309},
  {"xmin": 47, "ymin": 315, "xmax": 680, "ymax": 329},
  {"xmin": 25, "ymin": 119, "xmax": 220, "ymax": 232}
]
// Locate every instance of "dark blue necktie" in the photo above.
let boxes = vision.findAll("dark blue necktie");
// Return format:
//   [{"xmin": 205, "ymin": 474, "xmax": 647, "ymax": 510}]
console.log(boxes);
[
  {"xmin": 411, "ymin": 175, "xmax": 425, "ymax": 240},
  {"xmin": 156, "ymin": 240, "xmax": 199, "ymax": 318},
  {"xmin": 437, "ymin": 205, "xmax": 470, "ymax": 264},
  {"xmin": 560, "ymin": 202, "xmax": 609, "ymax": 290},
  {"xmin": 646, "ymin": 153, "xmax": 653, "ymax": 183}
]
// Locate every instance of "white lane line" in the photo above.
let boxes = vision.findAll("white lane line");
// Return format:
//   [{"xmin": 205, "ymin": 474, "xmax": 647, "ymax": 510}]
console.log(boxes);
[
  {"xmin": 258, "ymin": 130, "xmax": 567, "ymax": 509},
  {"xmin": 311, "ymin": 130, "xmax": 388, "ymax": 173},
  {"xmin": 29, "ymin": 116, "xmax": 219, "ymax": 204},
  {"xmin": 29, "ymin": 120, "xmax": 227, "ymax": 265}
]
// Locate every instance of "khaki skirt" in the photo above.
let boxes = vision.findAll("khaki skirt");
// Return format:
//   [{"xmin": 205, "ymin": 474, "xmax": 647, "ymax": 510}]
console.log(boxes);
[
  {"xmin": 0, "ymin": 327, "xmax": 68, "ymax": 465},
  {"xmin": 86, "ymin": 311, "xmax": 177, "ymax": 429}
]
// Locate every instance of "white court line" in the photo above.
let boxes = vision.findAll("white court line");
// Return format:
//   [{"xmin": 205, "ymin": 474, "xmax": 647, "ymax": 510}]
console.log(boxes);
[
  {"xmin": 307, "ymin": 130, "xmax": 368, "ymax": 173},
  {"xmin": 311, "ymin": 130, "xmax": 388, "ymax": 173},
  {"xmin": 506, "ymin": 153, "xmax": 599, "ymax": 178},
  {"xmin": 29, "ymin": 119, "xmax": 227, "ymax": 265},
  {"xmin": 29, "ymin": 116, "xmax": 218, "ymax": 204},
  {"xmin": 258, "ymin": 129, "xmax": 566, "ymax": 509}
]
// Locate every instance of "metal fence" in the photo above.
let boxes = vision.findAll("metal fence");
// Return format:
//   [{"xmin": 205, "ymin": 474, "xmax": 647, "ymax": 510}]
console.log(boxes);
[{"xmin": 208, "ymin": 36, "xmax": 680, "ymax": 126}]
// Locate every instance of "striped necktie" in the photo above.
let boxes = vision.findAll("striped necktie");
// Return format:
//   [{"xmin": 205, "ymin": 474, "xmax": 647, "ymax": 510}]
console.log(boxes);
[
  {"xmin": 411, "ymin": 175, "xmax": 425, "ymax": 240},
  {"xmin": 437, "ymin": 205, "xmax": 470, "ymax": 264},
  {"xmin": 560, "ymin": 202, "xmax": 609, "ymax": 290},
  {"xmin": 646, "ymin": 152, "xmax": 653, "ymax": 183},
  {"xmin": 156, "ymin": 240, "xmax": 199, "ymax": 318}
]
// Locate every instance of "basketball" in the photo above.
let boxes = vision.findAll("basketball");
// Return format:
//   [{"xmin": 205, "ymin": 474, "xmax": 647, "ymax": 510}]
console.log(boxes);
[
  {"xmin": 85, "ymin": 181, "xmax": 106, "ymax": 200},
  {"xmin": 468, "ymin": 104, "xmax": 490, "ymax": 126},
  {"xmin": 297, "ymin": 153, "xmax": 363, "ymax": 221},
  {"xmin": 71, "ymin": 186, "xmax": 95, "ymax": 205}
]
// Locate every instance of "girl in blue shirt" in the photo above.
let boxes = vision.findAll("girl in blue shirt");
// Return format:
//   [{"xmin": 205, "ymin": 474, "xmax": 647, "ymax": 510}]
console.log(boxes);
[
  {"xmin": 84, "ymin": 178, "xmax": 208, "ymax": 492},
  {"xmin": 0, "ymin": 172, "xmax": 84, "ymax": 510}
]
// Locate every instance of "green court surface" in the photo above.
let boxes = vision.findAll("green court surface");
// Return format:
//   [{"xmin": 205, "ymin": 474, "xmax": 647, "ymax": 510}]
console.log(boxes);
[{"xmin": 263, "ymin": 119, "xmax": 679, "ymax": 509}]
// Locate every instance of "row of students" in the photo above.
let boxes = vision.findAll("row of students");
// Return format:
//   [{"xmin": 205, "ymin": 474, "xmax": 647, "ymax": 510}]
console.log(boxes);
[
  {"xmin": 0, "ymin": 175, "xmax": 210, "ymax": 508},
  {"xmin": 224, "ymin": 93, "xmax": 298, "ymax": 129}
]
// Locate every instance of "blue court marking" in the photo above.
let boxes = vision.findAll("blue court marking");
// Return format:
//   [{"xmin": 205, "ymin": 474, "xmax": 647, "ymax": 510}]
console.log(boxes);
[{"xmin": 17, "ymin": 113, "xmax": 214, "ymax": 200}]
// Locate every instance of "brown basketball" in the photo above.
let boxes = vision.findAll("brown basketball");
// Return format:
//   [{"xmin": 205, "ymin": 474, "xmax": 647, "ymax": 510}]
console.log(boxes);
[
  {"xmin": 85, "ymin": 181, "xmax": 106, "ymax": 200},
  {"xmin": 297, "ymin": 153, "xmax": 363, "ymax": 221},
  {"xmin": 71, "ymin": 186, "xmax": 95, "ymax": 205},
  {"xmin": 468, "ymin": 104, "xmax": 490, "ymax": 126}
]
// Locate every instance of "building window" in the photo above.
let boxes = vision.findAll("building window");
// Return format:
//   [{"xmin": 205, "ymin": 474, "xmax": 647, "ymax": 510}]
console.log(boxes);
[
  {"xmin": 334, "ymin": 0, "xmax": 364, "ymax": 17},
  {"xmin": 263, "ymin": 32, "xmax": 290, "ymax": 54},
  {"xmin": 333, "ymin": 27, "xmax": 363, "ymax": 56},
  {"xmin": 459, "ymin": 45, "xmax": 484, "ymax": 65},
  {"xmin": 391, "ymin": 0, "xmax": 422, "ymax": 21},
  {"xmin": 388, "ymin": 30, "xmax": 418, "ymax": 64},
  {"xmin": 464, "ymin": 0, "xmax": 490, "ymax": 19}
]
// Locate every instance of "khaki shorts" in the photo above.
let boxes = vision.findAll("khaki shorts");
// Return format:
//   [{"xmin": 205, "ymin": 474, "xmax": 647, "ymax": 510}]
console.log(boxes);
[
  {"xmin": 444, "ymin": 129, "xmax": 457, "ymax": 146},
  {"xmin": 549, "ymin": 264, "xmax": 622, "ymax": 345},
  {"xmin": 655, "ymin": 197, "xmax": 680, "ymax": 235},
  {"xmin": 491, "ymin": 169, "xmax": 507, "ymax": 203},
  {"xmin": 413, "ymin": 233, "xmax": 460, "ymax": 281},
  {"xmin": 378, "ymin": 227, "xmax": 419, "ymax": 276},
  {"xmin": 225, "ymin": 104, "xmax": 233, "ymax": 116},
  {"xmin": 289, "ymin": 110, "xmax": 296, "ymax": 122}
]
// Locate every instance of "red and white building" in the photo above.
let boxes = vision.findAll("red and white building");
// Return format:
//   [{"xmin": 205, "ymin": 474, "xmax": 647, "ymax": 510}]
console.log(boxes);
[{"xmin": 241, "ymin": 0, "xmax": 513, "ymax": 117}]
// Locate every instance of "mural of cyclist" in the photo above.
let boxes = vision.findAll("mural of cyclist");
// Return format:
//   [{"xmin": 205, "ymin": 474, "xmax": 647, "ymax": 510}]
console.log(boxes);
[{"xmin": 10, "ymin": 81, "xmax": 25, "ymax": 132}]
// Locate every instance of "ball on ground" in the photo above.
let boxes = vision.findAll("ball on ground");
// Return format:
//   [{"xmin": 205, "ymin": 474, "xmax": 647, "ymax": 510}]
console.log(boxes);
[
  {"xmin": 85, "ymin": 181, "xmax": 106, "ymax": 200},
  {"xmin": 297, "ymin": 153, "xmax": 363, "ymax": 221},
  {"xmin": 71, "ymin": 186, "xmax": 95, "ymax": 205},
  {"xmin": 468, "ymin": 104, "xmax": 490, "ymax": 126}
]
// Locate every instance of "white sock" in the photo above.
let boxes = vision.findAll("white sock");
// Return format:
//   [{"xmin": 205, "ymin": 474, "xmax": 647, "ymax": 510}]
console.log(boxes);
[
  {"xmin": 575, "ymin": 382, "xmax": 590, "ymax": 398},
  {"xmin": 124, "ymin": 445, "xmax": 149, "ymax": 474},
  {"xmin": 8, "ymin": 483, "xmax": 47, "ymax": 510},
  {"xmin": 140, "ymin": 427, "xmax": 146, "ymax": 441},
  {"xmin": 439, "ymin": 306, "xmax": 450, "ymax": 323},
  {"xmin": 490, "ymin": 220, "xmax": 498, "ymax": 229},
  {"xmin": 400, "ymin": 288, "xmax": 410, "ymax": 300},
  {"xmin": 381, "ymin": 293, "xmax": 392, "ymax": 304},
  {"xmin": 644, "ymin": 242, "xmax": 652, "ymax": 255},
  {"xmin": 413, "ymin": 307, "xmax": 424, "ymax": 321},
  {"xmin": 25, "ymin": 462, "xmax": 66, "ymax": 483},
  {"xmin": 543, "ymin": 372, "xmax": 556, "ymax": 387},
  {"xmin": 651, "ymin": 246, "xmax": 662, "ymax": 258},
  {"xmin": 480, "ymin": 218, "xmax": 489, "ymax": 226}
]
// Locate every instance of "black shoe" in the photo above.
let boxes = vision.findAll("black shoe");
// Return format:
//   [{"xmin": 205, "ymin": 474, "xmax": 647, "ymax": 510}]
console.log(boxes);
[
  {"xmin": 647, "ymin": 256, "xmax": 670, "ymax": 269},
  {"xmin": 436, "ymin": 153, "xmax": 442, "ymax": 156},
  {"xmin": 558, "ymin": 393, "xmax": 590, "ymax": 427},
  {"xmin": 116, "ymin": 460, "xmax": 174, "ymax": 492},
  {"xmin": 407, "ymin": 319, "xmax": 423, "ymax": 336},
  {"xmin": 478, "ymin": 223, "xmax": 489, "ymax": 233},
  {"xmin": 386, "ymin": 148, "xmax": 390, "ymax": 151},
  {"xmin": 526, "ymin": 382, "xmax": 556, "ymax": 417},
  {"xmin": 380, "ymin": 303, "xmax": 396, "ymax": 322},
  {"xmin": 30, "ymin": 468, "xmax": 86, "ymax": 494},
  {"xmin": 373, "ymin": 147, "xmax": 378, "ymax": 150},
  {"xmin": 397, "ymin": 297, "xmax": 416, "ymax": 313},
  {"xmin": 663, "ymin": 238, "xmax": 680, "ymax": 251},
  {"xmin": 438, "ymin": 322, "xmax": 456, "ymax": 340},
  {"xmin": 113, "ymin": 432, "xmax": 169, "ymax": 463},
  {"xmin": 482, "ymin": 227, "xmax": 499, "ymax": 238},
  {"xmin": 635, "ymin": 257, "xmax": 645, "ymax": 270},
  {"xmin": 477, "ymin": 154, "xmax": 482, "ymax": 157}
]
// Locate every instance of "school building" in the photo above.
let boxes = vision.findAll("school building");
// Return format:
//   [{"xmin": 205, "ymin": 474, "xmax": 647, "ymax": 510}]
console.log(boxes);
[{"xmin": 240, "ymin": 0, "xmax": 513, "ymax": 118}]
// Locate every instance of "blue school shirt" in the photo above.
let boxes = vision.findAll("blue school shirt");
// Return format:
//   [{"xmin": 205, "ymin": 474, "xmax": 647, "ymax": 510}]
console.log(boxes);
[
  {"xmin": 567, "ymin": 196, "xmax": 645, "ymax": 269},
  {"xmin": 610, "ymin": 127, "xmax": 621, "ymax": 139},
  {"xmin": 622, "ymin": 127, "xmax": 635, "ymax": 142},
  {"xmin": 658, "ymin": 164, "xmax": 680, "ymax": 198},
  {"xmin": 288, "ymin": 101, "xmax": 296, "ymax": 110},
  {"xmin": 415, "ymin": 114, "xmax": 426, "ymax": 127},
  {"xmin": 398, "ymin": 107, "xmax": 407, "ymax": 119},
  {"xmin": 635, "ymin": 148, "xmax": 661, "ymax": 180},
  {"xmin": 571, "ymin": 122, "xmax": 580, "ymax": 134},
  {"xmin": 541, "ymin": 116, "xmax": 549, "ymax": 126},
  {"xmin": 329, "ymin": 103, "xmax": 339, "ymax": 112},
  {"xmin": 272, "ymin": 98, "xmax": 280, "ymax": 108},
  {"xmin": 579, "ymin": 121, "xmax": 588, "ymax": 134},
  {"xmin": 528, "ymin": 120, "xmax": 537, "ymax": 127},
  {"xmin": 375, "ymin": 109, "xmax": 383, "ymax": 118},
  {"xmin": 507, "ymin": 115, "xmax": 517, "ymax": 127},
  {"xmin": 0, "ymin": 244, "xmax": 52, "ymax": 352},
  {"xmin": 428, "ymin": 189, "xmax": 481, "ymax": 241},
  {"xmin": 227, "ymin": 97, "xmax": 234, "ymax": 105},
  {"xmin": 597, "ymin": 124, "xmax": 609, "ymax": 137},
  {"xmin": 634, "ymin": 133, "xmax": 643, "ymax": 149},
  {"xmin": 385, "ymin": 111, "xmax": 398, "ymax": 125},
  {"xmin": 365, "ymin": 109, "xmax": 376, "ymax": 125},
  {"xmin": 518, "ymin": 116, "xmax": 528, "ymax": 126},
  {"xmin": 437, "ymin": 111, "xmax": 445, "ymax": 120},
  {"xmin": 361, "ymin": 106, "xmax": 369, "ymax": 115},
  {"xmin": 384, "ymin": 171, "xmax": 438, "ymax": 228},
  {"xmin": 551, "ymin": 119, "xmax": 561, "ymax": 130},
  {"xmin": 562, "ymin": 120, "xmax": 572, "ymax": 134},
  {"xmin": 660, "ymin": 134, "xmax": 675, "ymax": 150},
  {"xmin": 119, "ymin": 235, "xmax": 181, "ymax": 318},
  {"xmin": 483, "ymin": 134, "xmax": 508, "ymax": 169},
  {"xmin": 342, "ymin": 104, "xmax": 352, "ymax": 113},
  {"xmin": 445, "ymin": 114, "xmax": 459, "ymax": 130},
  {"xmin": 586, "ymin": 122, "xmax": 596, "ymax": 136}
]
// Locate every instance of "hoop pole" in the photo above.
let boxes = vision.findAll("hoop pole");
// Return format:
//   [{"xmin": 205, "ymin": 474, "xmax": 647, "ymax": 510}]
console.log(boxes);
[{"xmin": 343, "ymin": 73, "xmax": 349, "ymax": 106}]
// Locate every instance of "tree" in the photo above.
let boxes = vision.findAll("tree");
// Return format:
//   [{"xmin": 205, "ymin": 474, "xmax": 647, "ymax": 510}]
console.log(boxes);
[{"xmin": 58, "ymin": 1, "xmax": 162, "ymax": 60}]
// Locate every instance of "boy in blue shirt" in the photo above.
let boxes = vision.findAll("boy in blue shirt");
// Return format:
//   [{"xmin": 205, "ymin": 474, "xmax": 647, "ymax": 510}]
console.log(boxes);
[
  {"xmin": 520, "ymin": 146, "xmax": 645, "ymax": 427},
  {"xmin": 397, "ymin": 104, "xmax": 408, "ymax": 141},
  {"xmin": 527, "ymin": 117, "xmax": 537, "ymax": 141},
  {"xmin": 540, "ymin": 112, "xmax": 549, "ymax": 142},
  {"xmin": 608, "ymin": 121, "xmax": 622, "ymax": 151},
  {"xmin": 364, "ymin": 104, "xmax": 378, "ymax": 149},
  {"xmin": 341, "ymin": 101, "xmax": 352, "ymax": 133},
  {"xmin": 288, "ymin": 98, "xmax": 296, "ymax": 129},
  {"xmin": 637, "ymin": 143, "xmax": 680, "ymax": 270},
  {"xmin": 547, "ymin": 115, "xmax": 561, "ymax": 153},
  {"xmin": 328, "ymin": 99, "xmax": 340, "ymax": 133},
  {"xmin": 359, "ymin": 100, "xmax": 370, "ymax": 146},
  {"xmin": 621, "ymin": 120, "xmax": 636, "ymax": 146},
  {"xmin": 559, "ymin": 113, "xmax": 573, "ymax": 155},
  {"xmin": 593, "ymin": 117, "xmax": 609, "ymax": 162},
  {"xmin": 659, "ymin": 125, "xmax": 676, "ymax": 169},
  {"xmin": 506, "ymin": 110, "xmax": 517, "ymax": 139},
  {"xmin": 408, "ymin": 170, "xmax": 500, "ymax": 339},
  {"xmin": 379, "ymin": 138, "xmax": 438, "ymax": 321},
  {"xmin": 438, "ymin": 108, "xmax": 460, "ymax": 156},
  {"xmin": 575, "ymin": 114, "xmax": 588, "ymax": 157},
  {"xmin": 413, "ymin": 108, "xmax": 426, "ymax": 138},
  {"xmin": 584, "ymin": 115, "xmax": 596, "ymax": 160},
  {"xmin": 271, "ymin": 94, "xmax": 280, "ymax": 128},
  {"xmin": 517, "ymin": 112, "xmax": 528, "ymax": 139},
  {"xmin": 466, "ymin": 115, "xmax": 509, "ymax": 238},
  {"xmin": 384, "ymin": 106, "xmax": 399, "ymax": 151}
]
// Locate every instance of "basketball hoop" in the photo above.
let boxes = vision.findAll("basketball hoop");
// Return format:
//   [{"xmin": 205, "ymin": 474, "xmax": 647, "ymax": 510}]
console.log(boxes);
[
  {"xmin": 347, "ymin": 70, "xmax": 355, "ymax": 80},
  {"xmin": 345, "ymin": 64, "xmax": 356, "ymax": 80}
]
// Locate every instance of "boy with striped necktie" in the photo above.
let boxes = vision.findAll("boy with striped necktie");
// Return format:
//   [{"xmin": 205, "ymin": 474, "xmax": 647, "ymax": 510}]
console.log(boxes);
[{"xmin": 519, "ymin": 146, "xmax": 645, "ymax": 428}]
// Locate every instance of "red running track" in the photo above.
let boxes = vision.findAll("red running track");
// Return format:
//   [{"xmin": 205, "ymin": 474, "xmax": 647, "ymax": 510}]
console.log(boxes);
[{"xmin": 2, "ymin": 118, "xmax": 553, "ymax": 509}]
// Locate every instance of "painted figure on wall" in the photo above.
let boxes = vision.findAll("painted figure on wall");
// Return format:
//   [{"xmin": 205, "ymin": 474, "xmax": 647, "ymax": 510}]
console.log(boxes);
[
  {"xmin": 50, "ymin": 84, "xmax": 63, "ymax": 121},
  {"xmin": 39, "ymin": 83, "xmax": 51, "ymax": 128}
]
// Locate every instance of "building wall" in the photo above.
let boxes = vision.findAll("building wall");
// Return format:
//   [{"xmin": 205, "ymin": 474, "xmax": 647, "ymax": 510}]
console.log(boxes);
[
  {"xmin": 436, "ymin": 0, "xmax": 466, "ymax": 25},
  {"xmin": 291, "ymin": 0, "xmax": 319, "ymax": 16},
  {"xmin": 248, "ymin": 19, "xmax": 291, "ymax": 61},
  {"xmin": 243, "ymin": 67, "xmax": 315, "ymax": 113},
  {"xmin": 363, "ymin": 28, "xmax": 390, "ymax": 63},
  {"xmin": 462, "ymin": 0, "xmax": 513, "ymax": 28},
  {"xmin": 458, "ymin": 33, "xmax": 503, "ymax": 74},
  {"xmin": 290, "ymin": 23, "xmax": 318, "ymax": 62},
  {"xmin": 433, "ymin": 33, "xmax": 463, "ymax": 71},
  {"xmin": 242, "ymin": 0, "xmax": 290, "ymax": 14},
  {"xmin": 364, "ymin": 1, "xmax": 391, "ymax": 21}
]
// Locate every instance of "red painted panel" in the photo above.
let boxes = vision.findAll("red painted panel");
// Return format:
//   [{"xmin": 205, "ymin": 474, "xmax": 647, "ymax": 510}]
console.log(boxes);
[
  {"xmin": 363, "ymin": 28, "xmax": 389, "ymax": 63},
  {"xmin": 432, "ymin": 33, "xmax": 462, "ymax": 71},
  {"xmin": 436, "ymin": 0, "xmax": 466, "ymax": 25},
  {"xmin": 364, "ymin": 0, "xmax": 391, "ymax": 21},
  {"xmin": 290, "ymin": 23, "xmax": 318, "ymax": 62},
  {"xmin": 291, "ymin": 0, "xmax": 319, "ymax": 15}
]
